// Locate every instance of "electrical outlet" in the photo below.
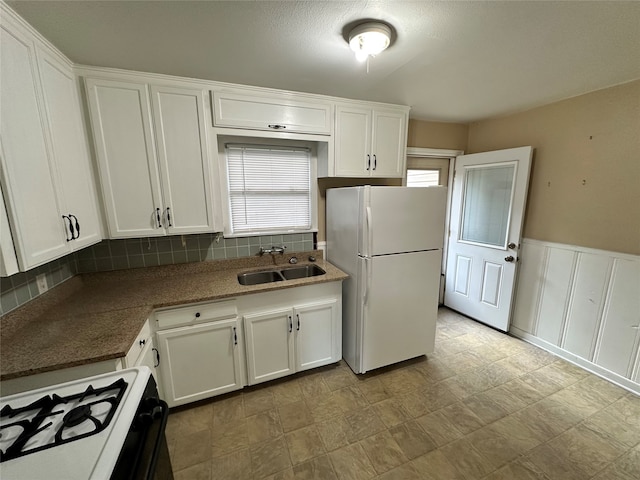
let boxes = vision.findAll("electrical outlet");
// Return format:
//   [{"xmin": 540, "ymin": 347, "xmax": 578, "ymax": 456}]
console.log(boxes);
[{"xmin": 36, "ymin": 273, "xmax": 48, "ymax": 294}]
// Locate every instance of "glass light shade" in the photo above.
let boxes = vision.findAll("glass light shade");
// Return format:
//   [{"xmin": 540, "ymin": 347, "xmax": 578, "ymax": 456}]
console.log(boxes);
[{"xmin": 349, "ymin": 22, "xmax": 391, "ymax": 61}]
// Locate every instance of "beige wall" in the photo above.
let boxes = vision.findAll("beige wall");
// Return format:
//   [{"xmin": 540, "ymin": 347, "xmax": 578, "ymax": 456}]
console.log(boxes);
[
  {"xmin": 467, "ymin": 80, "xmax": 640, "ymax": 255},
  {"xmin": 407, "ymin": 119, "xmax": 468, "ymax": 151}
]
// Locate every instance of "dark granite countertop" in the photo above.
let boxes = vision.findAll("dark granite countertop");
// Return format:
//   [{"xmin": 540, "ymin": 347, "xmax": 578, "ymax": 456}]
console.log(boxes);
[{"xmin": 0, "ymin": 251, "xmax": 347, "ymax": 381}]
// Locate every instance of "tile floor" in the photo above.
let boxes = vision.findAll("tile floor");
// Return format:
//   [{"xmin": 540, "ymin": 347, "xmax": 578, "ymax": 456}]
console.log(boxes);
[{"xmin": 165, "ymin": 308, "xmax": 640, "ymax": 479}]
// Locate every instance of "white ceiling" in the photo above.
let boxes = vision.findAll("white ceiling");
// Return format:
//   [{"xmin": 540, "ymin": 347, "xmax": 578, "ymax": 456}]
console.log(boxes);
[{"xmin": 7, "ymin": 1, "xmax": 640, "ymax": 122}]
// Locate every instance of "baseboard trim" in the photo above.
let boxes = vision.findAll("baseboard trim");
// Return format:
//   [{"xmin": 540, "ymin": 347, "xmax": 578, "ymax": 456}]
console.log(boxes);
[{"xmin": 510, "ymin": 326, "xmax": 639, "ymax": 396}]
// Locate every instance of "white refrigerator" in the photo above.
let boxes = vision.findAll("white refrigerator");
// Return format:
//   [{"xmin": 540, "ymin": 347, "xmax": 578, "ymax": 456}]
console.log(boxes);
[{"xmin": 326, "ymin": 185, "xmax": 447, "ymax": 374}]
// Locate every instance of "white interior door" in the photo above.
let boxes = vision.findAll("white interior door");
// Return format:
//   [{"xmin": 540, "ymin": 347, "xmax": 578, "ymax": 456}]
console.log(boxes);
[{"xmin": 444, "ymin": 147, "xmax": 532, "ymax": 331}]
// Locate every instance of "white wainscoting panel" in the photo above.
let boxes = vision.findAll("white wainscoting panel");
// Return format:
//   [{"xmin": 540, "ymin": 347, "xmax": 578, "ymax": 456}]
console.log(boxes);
[
  {"xmin": 511, "ymin": 241, "xmax": 545, "ymax": 333},
  {"xmin": 593, "ymin": 258, "xmax": 640, "ymax": 377},
  {"xmin": 511, "ymin": 239, "xmax": 640, "ymax": 394},
  {"xmin": 561, "ymin": 253, "xmax": 613, "ymax": 360},
  {"xmin": 537, "ymin": 248, "xmax": 576, "ymax": 345}
]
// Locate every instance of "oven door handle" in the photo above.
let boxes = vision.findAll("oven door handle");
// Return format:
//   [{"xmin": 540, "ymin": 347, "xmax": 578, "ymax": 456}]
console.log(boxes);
[{"xmin": 144, "ymin": 399, "xmax": 170, "ymax": 479}]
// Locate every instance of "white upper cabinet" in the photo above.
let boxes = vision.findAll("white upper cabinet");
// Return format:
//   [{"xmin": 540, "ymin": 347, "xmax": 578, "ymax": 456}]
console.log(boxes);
[
  {"xmin": 85, "ymin": 77, "xmax": 216, "ymax": 238},
  {"xmin": 150, "ymin": 85, "xmax": 215, "ymax": 234},
  {"xmin": 0, "ymin": 183, "xmax": 19, "ymax": 277},
  {"xmin": 37, "ymin": 48, "xmax": 102, "ymax": 250},
  {"xmin": 371, "ymin": 109, "xmax": 407, "ymax": 177},
  {"xmin": 0, "ymin": 8, "xmax": 101, "ymax": 271},
  {"xmin": 85, "ymin": 78, "xmax": 164, "ymax": 238},
  {"xmin": 332, "ymin": 104, "xmax": 408, "ymax": 178},
  {"xmin": 213, "ymin": 90, "xmax": 332, "ymax": 135},
  {"xmin": 334, "ymin": 105, "xmax": 372, "ymax": 176}
]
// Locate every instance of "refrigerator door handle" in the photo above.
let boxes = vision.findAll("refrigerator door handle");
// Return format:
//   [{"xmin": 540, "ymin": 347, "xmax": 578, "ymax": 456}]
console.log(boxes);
[
  {"xmin": 366, "ymin": 206, "xmax": 372, "ymax": 256},
  {"xmin": 363, "ymin": 257, "xmax": 371, "ymax": 305}
]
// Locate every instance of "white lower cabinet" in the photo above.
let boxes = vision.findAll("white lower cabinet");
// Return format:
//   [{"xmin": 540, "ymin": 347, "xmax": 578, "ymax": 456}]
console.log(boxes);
[
  {"xmin": 152, "ymin": 281, "xmax": 342, "ymax": 404},
  {"xmin": 156, "ymin": 318, "xmax": 244, "ymax": 408},
  {"xmin": 244, "ymin": 297, "xmax": 341, "ymax": 386},
  {"xmin": 295, "ymin": 300, "xmax": 340, "ymax": 372},
  {"xmin": 244, "ymin": 308, "xmax": 296, "ymax": 385},
  {"xmin": 135, "ymin": 339, "xmax": 158, "ymax": 380}
]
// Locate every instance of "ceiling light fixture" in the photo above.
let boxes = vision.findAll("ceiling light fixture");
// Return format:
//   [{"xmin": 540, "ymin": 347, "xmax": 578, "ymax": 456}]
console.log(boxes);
[{"xmin": 348, "ymin": 22, "xmax": 392, "ymax": 63}]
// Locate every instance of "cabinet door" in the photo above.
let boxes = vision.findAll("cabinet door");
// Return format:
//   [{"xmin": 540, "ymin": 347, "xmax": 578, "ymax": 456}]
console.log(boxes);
[
  {"xmin": 0, "ymin": 19, "xmax": 70, "ymax": 269},
  {"xmin": 334, "ymin": 105, "xmax": 371, "ymax": 177},
  {"xmin": 156, "ymin": 318, "xmax": 244, "ymax": 407},
  {"xmin": 370, "ymin": 109, "xmax": 406, "ymax": 178},
  {"xmin": 135, "ymin": 337, "xmax": 161, "ymax": 393},
  {"xmin": 85, "ymin": 78, "xmax": 165, "ymax": 238},
  {"xmin": 150, "ymin": 85, "xmax": 215, "ymax": 234},
  {"xmin": 38, "ymin": 49, "xmax": 102, "ymax": 249},
  {"xmin": 244, "ymin": 308, "xmax": 295, "ymax": 385},
  {"xmin": 294, "ymin": 299, "xmax": 340, "ymax": 372},
  {"xmin": 213, "ymin": 91, "xmax": 332, "ymax": 135},
  {"xmin": 0, "ymin": 182, "xmax": 19, "ymax": 277}
]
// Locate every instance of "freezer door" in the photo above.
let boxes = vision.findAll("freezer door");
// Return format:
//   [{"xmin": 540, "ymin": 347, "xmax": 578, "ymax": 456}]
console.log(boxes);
[
  {"xmin": 360, "ymin": 186, "xmax": 447, "ymax": 256},
  {"xmin": 362, "ymin": 250, "xmax": 441, "ymax": 373}
]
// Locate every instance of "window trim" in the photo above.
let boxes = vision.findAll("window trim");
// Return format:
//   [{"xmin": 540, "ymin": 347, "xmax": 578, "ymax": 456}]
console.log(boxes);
[{"xmin": 217, "ymin": 136, "xmax": 318, "ymax": 237}]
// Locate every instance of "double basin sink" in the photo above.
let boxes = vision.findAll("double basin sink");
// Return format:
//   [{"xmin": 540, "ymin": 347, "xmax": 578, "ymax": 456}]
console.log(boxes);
[{"xmin": 238, "ymin": 264, "xmax": 326, "ymax": 286}]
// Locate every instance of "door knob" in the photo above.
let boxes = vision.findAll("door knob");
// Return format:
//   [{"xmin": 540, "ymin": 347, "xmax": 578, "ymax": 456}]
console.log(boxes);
[
  {"xmin": 508, "ymin": 242, "xmax": 517, "ymax": 249},
  {"xmin": 505, "ymin": 256, "xmax": 515, "ymax": 262}
]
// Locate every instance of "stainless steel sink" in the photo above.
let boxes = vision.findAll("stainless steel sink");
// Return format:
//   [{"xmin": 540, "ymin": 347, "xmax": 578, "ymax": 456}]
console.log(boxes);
[
  {"xmin": 280, "ymin": 264, "xmax": 326, "ymax": 280},
  {"xmin": 237, "ymin": 270, "xmax": 285, "ymax": 286},
  {"xmin": 237, "ymin": 264, "xmax": 326, "ymax": 285}
]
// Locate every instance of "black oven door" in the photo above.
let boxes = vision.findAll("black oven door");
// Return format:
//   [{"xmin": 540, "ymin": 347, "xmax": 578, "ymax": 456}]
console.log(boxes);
[{"xmin": 111, "ymin": 376, "xmax": 173, "ymax": 480}]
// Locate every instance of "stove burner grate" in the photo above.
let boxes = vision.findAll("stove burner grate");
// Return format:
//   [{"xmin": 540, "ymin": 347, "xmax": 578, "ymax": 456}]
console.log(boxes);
[{"xmin": 0, "ymin": 378, "xmax": 128, "ymax": 463}]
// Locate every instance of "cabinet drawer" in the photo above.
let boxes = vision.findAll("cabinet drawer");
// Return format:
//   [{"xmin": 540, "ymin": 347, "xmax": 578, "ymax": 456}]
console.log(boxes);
[
  {"xmin": 212, "ymin": 91, "xmax": 331, "ymax": 135},
  {"xmin": 125, "ymin": 320, "xmax": 151, "ymax": 367},
  {"xmin": 155, "ymin": 299, "xmax": 238, "ymax": 330}
]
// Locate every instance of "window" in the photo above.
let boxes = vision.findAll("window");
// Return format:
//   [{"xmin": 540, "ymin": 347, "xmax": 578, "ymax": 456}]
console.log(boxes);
[
  {"xmin": 405, "ymin": 155, "xmax": 450, "ymax": 187},
  {"xmin": 407, "ymin": 169, "xmax": 440, "ymax": 187},
  {"xmin": 224, "ymin": 144, "xmax": 315, "ymax": 236}
]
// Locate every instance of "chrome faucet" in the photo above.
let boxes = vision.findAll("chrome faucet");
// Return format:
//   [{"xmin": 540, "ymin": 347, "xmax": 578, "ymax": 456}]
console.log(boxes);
[{"xmin": 258, "ymin": 245, "xmax": 286, "ymax": 255}]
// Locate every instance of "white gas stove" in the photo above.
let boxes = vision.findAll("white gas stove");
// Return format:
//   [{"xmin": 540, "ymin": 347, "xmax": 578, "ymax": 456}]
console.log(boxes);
[{"xmin": 0, "ymin": 367, "xmax": 170, "ymax": 480}]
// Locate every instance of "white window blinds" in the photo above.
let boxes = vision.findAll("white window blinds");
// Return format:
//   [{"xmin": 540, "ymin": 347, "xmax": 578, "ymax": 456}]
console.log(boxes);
[
  {"xmin": 225, "ymin": 144, "xmax": 312, "ymax": 235},
  {"xmin": 407, "ymin": 169, "xmax": 440, "ymax": 187}
]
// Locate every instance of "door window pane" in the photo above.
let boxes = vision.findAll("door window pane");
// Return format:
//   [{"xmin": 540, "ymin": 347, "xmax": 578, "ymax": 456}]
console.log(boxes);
[
  {"xmin": 460, "ymin": 163, "xmax": 515, "ymax": 247},
  {"xmin": 407, "ymin": 169, "xmax": 440, "ymax": 187}
]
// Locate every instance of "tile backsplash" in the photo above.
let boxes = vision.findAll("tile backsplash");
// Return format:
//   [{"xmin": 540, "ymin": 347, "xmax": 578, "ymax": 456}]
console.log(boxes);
[
  {"xmin": 0, "ymin": 256, "xmax": 77, "ymax": 316},
  {"xmin": 73, "ymin": 233, "xmax": 314, "ymax": 273},
  {"xmin": 0, "ymin": 233, "xmax": 314, "ymax": 316}
]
